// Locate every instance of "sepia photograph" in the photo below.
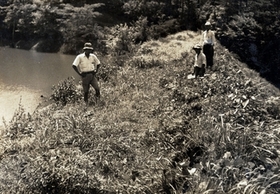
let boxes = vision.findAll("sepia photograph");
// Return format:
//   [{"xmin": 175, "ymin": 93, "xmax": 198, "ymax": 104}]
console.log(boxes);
[{"xmin": 0, "ymin": 0, "xmax": 279, "ymax": 193}]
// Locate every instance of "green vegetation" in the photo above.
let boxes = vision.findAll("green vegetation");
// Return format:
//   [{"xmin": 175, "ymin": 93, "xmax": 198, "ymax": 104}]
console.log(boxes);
[{"xmin": 1, "ymin": 31, "xmax": 280, "ymax": 193}]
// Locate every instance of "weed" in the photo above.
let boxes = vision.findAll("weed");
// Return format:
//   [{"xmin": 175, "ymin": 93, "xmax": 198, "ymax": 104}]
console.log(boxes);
[{"xmin": 1, "ymin": 31, "xmax": 280, "ymax": 193}]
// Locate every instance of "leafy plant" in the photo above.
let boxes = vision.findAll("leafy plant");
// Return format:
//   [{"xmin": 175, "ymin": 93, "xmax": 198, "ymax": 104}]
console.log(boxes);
[
  {"xmin": 1, "ymin": 99, "xmax": 35, "ymax": 140},
  {"xmin": 50, "ymin": 77, "xmax": 82, "ymax": 105}
]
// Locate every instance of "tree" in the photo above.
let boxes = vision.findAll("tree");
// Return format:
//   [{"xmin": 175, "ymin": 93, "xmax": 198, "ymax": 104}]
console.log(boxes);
[
  {"xmin": 58, "ymin": 3, "xmax": 105, "ymax": 53},
  {"xmin": 3, "ymin": 0, "xmax": 36, "ymax": 46}
]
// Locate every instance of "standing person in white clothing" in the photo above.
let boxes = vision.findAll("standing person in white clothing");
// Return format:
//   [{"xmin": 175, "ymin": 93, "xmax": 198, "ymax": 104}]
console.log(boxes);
[
  {"xmin": 72, "ymin": 42, "xmax": 101, "ymax": 104},
  {"xmin": 192, "ymin": 44, "xmax": 206, "ymax": 78},
  {"xmin": 202, "ymin": 21, "xmax": 215, "ymax": 69}
]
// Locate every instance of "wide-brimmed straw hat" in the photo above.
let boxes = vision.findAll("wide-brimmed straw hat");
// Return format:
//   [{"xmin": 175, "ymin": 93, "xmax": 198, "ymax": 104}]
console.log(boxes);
[
  {"xmin": 193, "ymin": 44, "xmax": 202, "ymax": 50},
  {"xmin": 83, "ymin": 42, "xmax": 93, "ymax": 50}
]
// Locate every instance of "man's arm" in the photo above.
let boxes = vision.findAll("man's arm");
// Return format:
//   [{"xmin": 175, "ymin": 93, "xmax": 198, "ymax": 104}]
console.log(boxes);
[
  {"xmin": 72, "ymin": 55, "xmax": 83, "ymax": 76},
  {"xmin": 72, "ymin": 65, "xmax": 82, "ymax": 76},
  {"xmin": 96, "ymin": 63, "xmax": 100, "ymax": 73},
  {"xmin": 93, "ymin": 54, "xmax": 101, "ymax": 73}
]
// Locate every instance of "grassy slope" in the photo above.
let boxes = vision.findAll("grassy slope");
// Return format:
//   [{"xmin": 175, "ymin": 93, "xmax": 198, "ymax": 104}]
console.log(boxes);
[{"xmin": 0, "ymin": 31, "xmax": 280, "ymax": 193}]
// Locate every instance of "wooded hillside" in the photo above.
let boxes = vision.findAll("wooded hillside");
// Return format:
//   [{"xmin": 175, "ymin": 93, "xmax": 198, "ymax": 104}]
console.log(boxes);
[{"xmin": 0, "ymin": 0, "xmax": 279, "ymax": 86}]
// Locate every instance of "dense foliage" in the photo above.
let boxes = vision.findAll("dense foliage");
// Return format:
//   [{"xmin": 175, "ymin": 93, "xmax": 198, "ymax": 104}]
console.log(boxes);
[
  {"xmin": 0, "ymin": 0, "xmax": 279, "ymax": 86},
  {"xmin": 1, "ymin": 31, "xmax": 280, "ymax": 193},
  {"xmin": 199, "ymin": 0, "xmax": 280, "ymax": 85}
]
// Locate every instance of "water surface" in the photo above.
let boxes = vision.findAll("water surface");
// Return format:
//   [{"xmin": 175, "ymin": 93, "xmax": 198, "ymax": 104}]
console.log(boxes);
[{"xmin": 0, "ymin": 47, "xmax": 78, "ymax": 125}]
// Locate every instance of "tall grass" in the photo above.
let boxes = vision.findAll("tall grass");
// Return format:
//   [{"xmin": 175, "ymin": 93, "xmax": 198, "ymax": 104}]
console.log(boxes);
[{"xmin": 0, "ymin": 31, "xmax": 279, "ymax": 193}]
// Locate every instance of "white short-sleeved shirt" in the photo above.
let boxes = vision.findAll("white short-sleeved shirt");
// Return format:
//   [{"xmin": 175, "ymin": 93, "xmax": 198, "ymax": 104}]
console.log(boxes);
[
  {"xmin": 194, "ymin": 53, "xmax": 206, "ymax": 68},
  {"xmin": 202, "ymin": 30, "xmax": 215, "ymax": 45},
  {"xmin": 72, "ymin": 53, "xmax": 100, "ymax": 73}
]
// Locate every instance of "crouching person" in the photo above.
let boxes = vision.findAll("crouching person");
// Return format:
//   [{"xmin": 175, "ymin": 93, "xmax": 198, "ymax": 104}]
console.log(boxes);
[{"xmin": 193, "ymin": 44, "xmax": 206, "ymax": 78}]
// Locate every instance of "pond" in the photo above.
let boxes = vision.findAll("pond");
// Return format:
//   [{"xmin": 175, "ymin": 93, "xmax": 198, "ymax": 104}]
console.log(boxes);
[{"xmin": 0, "ymin": 47, "xmax": 79, "ymax": 126}]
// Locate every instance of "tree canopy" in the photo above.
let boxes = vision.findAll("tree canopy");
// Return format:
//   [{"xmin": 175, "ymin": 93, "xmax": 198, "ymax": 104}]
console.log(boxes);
[{"xmin": 0, "ymin": 0, "xmax": 279, "ymax": 84}]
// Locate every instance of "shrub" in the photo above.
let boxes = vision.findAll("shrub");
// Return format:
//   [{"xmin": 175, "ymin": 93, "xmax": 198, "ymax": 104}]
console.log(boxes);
[
  {"xmin": 97, "ymin": 54, "xmax": 119, "ymax": 82},
  {"xmin": 4, "ymin": 101, "xmax": 34, "ymax": 140},
  {"xmin": 104, "ymin": 17, "xmax": 149, "ymax": 56},
  {"xmin": 50, "ymin": 77, "xmax": 82, "ymax": 105},
  {"xmin": 129, "ymin": 56, "xmax": 164, "ymax": 69}
]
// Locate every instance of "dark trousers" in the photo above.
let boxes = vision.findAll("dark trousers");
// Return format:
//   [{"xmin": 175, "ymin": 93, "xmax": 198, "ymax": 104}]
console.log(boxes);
[
  {"xmin": 203, "ymin": 44, "xmax": 214, "ymax": 68},
  {"xmin": 81, "ymin": 72, "xmax": 100, "ymax": 102},
  {"xmin": 194, "ymin": 65, "xmax": 205, "ymax": 78}
]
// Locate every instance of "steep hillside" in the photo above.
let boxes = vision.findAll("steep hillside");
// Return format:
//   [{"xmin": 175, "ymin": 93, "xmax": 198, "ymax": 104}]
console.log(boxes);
[{"xmin": 0, "ymin": 31, "xmax": 280, "ymax": 193}]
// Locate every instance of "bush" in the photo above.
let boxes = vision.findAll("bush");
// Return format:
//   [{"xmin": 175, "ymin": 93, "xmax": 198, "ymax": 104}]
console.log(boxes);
[
  {"xmin": 4, "ymin": 101, "xmax": 33, "ymax": 140},
  {"xmin": 129, "ymin": 56, "xmax": 164, "ymax": 69},
  {"xmin": 50, "ymin": 77, "xmax": 82, "ymax": 105}
]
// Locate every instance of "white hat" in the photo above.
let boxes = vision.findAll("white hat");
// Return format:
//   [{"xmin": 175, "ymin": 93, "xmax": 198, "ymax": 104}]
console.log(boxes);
[
  {"xmin": 83, "ymin": 42, "xmax": 93, "ymax": 50},
  {"xmin": 205, "ymin": 21, "xmax": 211, "ymax": 26}
]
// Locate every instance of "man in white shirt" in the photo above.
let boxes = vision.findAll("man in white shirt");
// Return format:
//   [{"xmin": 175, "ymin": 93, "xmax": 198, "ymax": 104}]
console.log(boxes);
[
  {"xmin": 202, "ymin": 21, "xmax": 215, "ymax": 69},
  {"xmin": 193, "ymin": 44, "xmax": 206, "ymax": 78},
  {"xmin": 72, "ymin": 42, "xmax": 101, "ymax": 104}
]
